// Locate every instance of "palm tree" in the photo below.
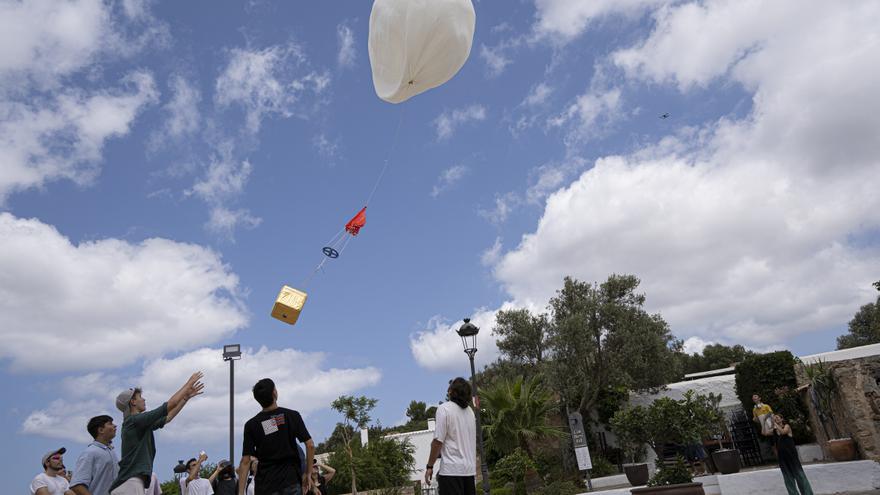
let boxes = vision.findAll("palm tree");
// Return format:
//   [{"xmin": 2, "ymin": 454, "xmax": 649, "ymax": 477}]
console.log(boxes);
[{"xmin": 482, "ymin": 375, "xmax": 565, "ymax": 459}]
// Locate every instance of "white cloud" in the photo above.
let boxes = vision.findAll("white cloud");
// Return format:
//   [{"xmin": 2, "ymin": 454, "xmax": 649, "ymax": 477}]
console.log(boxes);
[
  {"xmin": 215, "ymin": 44, "xmax": 330, "ymax": 133},
  {"xmin": 434, "ymin": 105, "xmax": 487, "ymax": 141},
  {"xmin": 481, "ymin": 237, "xmax": 503, "ymax": 267},
  {"xmin": 186, "ymin": 144, "xmax": 262, "ymax": 238},
  {"xmin": 490, "ymin": 1, "xmax": 880, "ymax": 349},
  {"xmin": 409, "ymin": 310, "xmax": 504, "ymax": 373},
  {"xmin": 479, "ymin": 44, "xmax": 512, "ymax": 77},
  {"xmin": 0, "ymin": 0, "xmax": 109, "ymax": 87},
  {"xmin": 532, "ymin": 0, "xmax": 661, "ymax": 41},
  {"xmin": 525, "ymin": 157, "xmax": 586, "ymax": 205},
  {"xmin": 0, "ymin": 71, "xmax": 158, "ymax": 203},
  {"xmin": 0, "ymin": 213, "xmax": 248, "ymax": 372},
  {"xmin": 336, "ymin": 23, "xmax": 356, "ymax": 68},
  {"xmin": 523, "ymin": 83, "xmax": 554, "ymax": 107},
  {"xmin": 205, "ymin": 207, "xmax": 262, "ymax": 239},
  {"xmin": 547, "ymin": 87, "xmax": 622, "ymax": 144},
  {"xmin": 150, "ymin": 75, "xmax": 200, "ymax": 147},
  {"xmin": 188, "ymin": 153, "xmax": 253, "ymax": 204},
  {"xmin": 22, "ymin": 346, "xmax": 382, "ymax": 444},
  {"xmin": 478, "ymin": 192, "xmax": 520, "ymax": 226},
  {"xmin": 313, "ymin": 133, "xmax": 340, "ymax": 162},
  {"xmin": 431, "ymin": 165, "xmax": 469, "ymax": 198},
  {"xmin": 0, "ymin": 0, "xmax": 167, "ymax": 90},
  {"xmin": 682, "ymin": 337, "xmax": 711, "ymax": 355}
]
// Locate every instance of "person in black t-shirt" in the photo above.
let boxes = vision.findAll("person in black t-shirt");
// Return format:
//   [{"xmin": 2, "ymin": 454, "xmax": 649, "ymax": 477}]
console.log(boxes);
[
  {"xmin": 237, "ymin": 378, "xmax": 314, "ymax": 495},
  {"xmin": 212, "ymin": 460, "xmax": 237, "ymax": 495}
]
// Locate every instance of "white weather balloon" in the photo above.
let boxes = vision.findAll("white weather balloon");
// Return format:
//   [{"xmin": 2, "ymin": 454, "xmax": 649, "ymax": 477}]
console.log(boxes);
[{"xmin": 368, "ymin": 0, "xmax": 476, "ymax": 104}]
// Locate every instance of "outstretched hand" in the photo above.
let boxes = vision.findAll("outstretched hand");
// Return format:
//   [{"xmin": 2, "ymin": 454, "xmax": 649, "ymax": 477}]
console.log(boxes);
[
  {"xmin": 188, "ymin": 379, "xmax": 206, "ymax": 399},
  {"xmin": 187, "ymin": 371, "xmax": 204, "ymax": 385}
]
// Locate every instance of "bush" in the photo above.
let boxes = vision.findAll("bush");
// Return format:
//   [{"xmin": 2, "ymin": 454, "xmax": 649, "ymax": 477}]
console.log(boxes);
[
  {"xmin": 735, "ymin": 351, "xmax": 814, "ymax": 443},
  {"xmin": 648, "ymin": 456, "xmax": 692, "ymax": 487},
  {"xmin": 493, "ymin": 448, "xmax": 536, "ymax": 495}
]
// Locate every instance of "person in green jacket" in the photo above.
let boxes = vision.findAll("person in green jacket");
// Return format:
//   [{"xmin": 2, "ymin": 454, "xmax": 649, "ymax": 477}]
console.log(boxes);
[{"xmin": 109, "ymin": 372, "xmax": 205, "ymax": 495}]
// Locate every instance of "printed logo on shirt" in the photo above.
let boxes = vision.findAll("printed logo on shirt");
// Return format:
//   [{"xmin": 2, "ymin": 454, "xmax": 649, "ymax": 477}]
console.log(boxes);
[{"xmin": 261, "ymin": 414, "xmax": 286, "ymax": 435}]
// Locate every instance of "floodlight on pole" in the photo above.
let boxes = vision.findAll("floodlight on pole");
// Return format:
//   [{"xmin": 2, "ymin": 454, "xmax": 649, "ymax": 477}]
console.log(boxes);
[{"xmin": 223, "ymin": 344, "xmax": 242, "ymax": 465}]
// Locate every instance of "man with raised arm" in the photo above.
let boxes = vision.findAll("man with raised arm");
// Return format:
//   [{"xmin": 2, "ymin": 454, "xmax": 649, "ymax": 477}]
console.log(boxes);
[{"xmin": 109, "ymin": 371, "xmax": 205, "ymax": 495}]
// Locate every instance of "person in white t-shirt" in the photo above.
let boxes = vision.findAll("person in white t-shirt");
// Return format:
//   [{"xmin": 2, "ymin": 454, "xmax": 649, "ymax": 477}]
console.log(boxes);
[
  {"xmin": 425, "ymin": 377, "xmax": 477, "ymax": 495},
  {"xmin": 31, "ymin": 447, "xmax": 75, "ymax": 495},
  {"xmin": 184, "ymin": 452, "xmax": 217, "ymax": 495}
]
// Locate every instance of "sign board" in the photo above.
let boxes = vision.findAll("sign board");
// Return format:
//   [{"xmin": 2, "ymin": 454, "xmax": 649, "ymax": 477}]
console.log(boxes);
[{"xmin": 568, "ymin": 412, "xmax": 593, "ymax": 471}]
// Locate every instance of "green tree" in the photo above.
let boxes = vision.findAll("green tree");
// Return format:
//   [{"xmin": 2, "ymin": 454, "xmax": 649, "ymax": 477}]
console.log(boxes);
[
  {"xmin": 681, "ymin": 344, "xmax": 755, "ymax": 374},
  {"xmin": 546, "ymin": 275, "xmax": 683, "ymax": 419},
  {"xmin": 837, "ymin": 281, "xmax": 880, "ymax": 349},
  {"xmin": 405, "ymin": 400, "xmax": 429, "ymax": 422},
  {"xmin": 493, "ymin": 309, "xmax": 550, "ymax": 366},
  {"xmin": 330, "ymin": 395, "xmax": 378, "ymax": 495},
  {"xmin": 316, "ymin": 422, "xmax": 356, "ymax": 454},
  {"xmin": 326, "ymin": 435, "xmax": 415, "ymax": 495},
  {"xmin": 160, "ymin": 479, "xmax": 181, "ymax": 495},
  {"xmin": 481, "ymin": 375, "xmax": 565, "ymax": 459}
]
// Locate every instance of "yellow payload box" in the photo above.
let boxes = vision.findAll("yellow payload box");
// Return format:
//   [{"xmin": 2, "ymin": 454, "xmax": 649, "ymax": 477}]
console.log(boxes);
[{"xmin": 271, "ymin": 285, "xmax": 308, "ymax": 325}]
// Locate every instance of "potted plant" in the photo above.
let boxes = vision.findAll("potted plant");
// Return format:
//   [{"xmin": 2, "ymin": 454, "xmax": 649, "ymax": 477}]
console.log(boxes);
[
  {"xmin": 694, "ymin": 393, "xmax": 740, "ymax": 474},
  {"xmin": 610, "ymin": 405, "xmax": 650, "ymax": 486},
  {"xmin": 632, "ymin": 456, "xmax": 704, "ymax": 495},
  {"xmin": 802, "ymin": 359, "xmax": 857, "ymax": 461},
  {"xmin": 613, "ymin": 392, "xmax": 723, "ymax": 494}
]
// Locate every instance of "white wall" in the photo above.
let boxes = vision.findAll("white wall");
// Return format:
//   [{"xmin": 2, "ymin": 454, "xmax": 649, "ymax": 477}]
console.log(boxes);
[{"xmin": 383, "ymin": 420, "xmax": 438, "ymax": 484}]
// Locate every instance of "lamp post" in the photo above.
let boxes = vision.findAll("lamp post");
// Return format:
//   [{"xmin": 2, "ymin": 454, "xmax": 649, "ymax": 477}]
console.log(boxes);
[
  {"xmin": 223, "ymin": 344, "xmax": 242, "ymax": 464},
  {"xmin": 457, "ymin": 318, "xmax": 490, "ymax": 495}
]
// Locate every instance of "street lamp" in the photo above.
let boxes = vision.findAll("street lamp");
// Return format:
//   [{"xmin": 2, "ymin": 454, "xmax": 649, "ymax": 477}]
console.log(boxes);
[
  {"xmin": 456, "ymin": 318, "xmax": 490, "ymax": 495},
  {"xmin": 223, "ymin": 344, "xmax": 242, "ymax": 464}
]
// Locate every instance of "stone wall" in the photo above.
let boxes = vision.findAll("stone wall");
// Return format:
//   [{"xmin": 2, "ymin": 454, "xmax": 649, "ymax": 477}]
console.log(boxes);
[{"xmin": 796, "ymin": 355, "xmax": 880, "ymax": 461}]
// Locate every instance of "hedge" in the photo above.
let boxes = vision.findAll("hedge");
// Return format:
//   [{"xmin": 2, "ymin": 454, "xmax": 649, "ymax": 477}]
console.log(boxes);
[{"xmin": 734, "ymin": 350, "xmax": 814, "ymax": 444}]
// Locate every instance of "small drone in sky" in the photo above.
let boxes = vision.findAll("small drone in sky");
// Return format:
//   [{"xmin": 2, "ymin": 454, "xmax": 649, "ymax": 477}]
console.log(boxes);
[{"xmin": 659, "ymin": 112, "xmax": 670, "ymax": 119}]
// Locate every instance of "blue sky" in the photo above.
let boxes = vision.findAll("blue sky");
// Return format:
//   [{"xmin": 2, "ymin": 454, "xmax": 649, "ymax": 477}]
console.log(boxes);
[{"xmin": 2, "ymin": 0, "xmax": 880, "ymax": 489}]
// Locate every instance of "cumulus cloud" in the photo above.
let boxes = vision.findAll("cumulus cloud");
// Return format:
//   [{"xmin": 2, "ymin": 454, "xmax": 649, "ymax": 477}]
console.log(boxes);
[
  {"xmin": 0, "ymin": 71, "xmax": 158, "ymax": 203},
  {"xmin": 215, "ymin": 44, "xmax": 330, "ymax": 133},
  {"xmin": 337, "ymin": 23, "xmax": 356, "ymax": 68},
  {"xmin": 0, "ymin": 214, "xmax": 248, "ymax": 372},
  {"xmin": 431, "ymin": 165, "xmax": 469, "ymax": 198},
  {"xmin": 410, "ymin": 310, "xmax": 504, "ymax": 373},
  {"xmin": 22, "ymin": 346, "xmax": 381, "ymax": 444},
  {"xmin": 434, "ymin": 105, "xmax": 487, "ymax": 141},
  {"xmin": 490, "ymin": 0, "xmax": 880, "ymax": 349}
]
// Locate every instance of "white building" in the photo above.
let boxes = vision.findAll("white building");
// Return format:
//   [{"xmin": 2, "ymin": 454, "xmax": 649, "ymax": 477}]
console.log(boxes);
[{"xmin": 360, "ymin": 419, "xmax": 439, "ymax": 486}]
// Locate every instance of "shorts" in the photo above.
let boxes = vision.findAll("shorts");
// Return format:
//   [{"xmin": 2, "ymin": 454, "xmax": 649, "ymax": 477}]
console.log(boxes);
[
  {"xmin": 110, "ymin": 477, "xmax": 146, "ymax": 495},
  {"xmin": 437, "ymin": 475, "xmax": 476, "ymax": 495}
]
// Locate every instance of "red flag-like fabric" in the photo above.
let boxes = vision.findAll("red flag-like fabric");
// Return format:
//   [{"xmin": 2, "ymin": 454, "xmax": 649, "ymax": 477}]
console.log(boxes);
[{"xmin": 344, "ymin": 207, "xmax": 367, "ymax": 236}]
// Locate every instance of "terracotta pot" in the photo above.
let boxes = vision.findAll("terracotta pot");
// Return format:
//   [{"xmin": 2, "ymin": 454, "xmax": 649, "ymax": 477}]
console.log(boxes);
[
  {"xmin": 711, "ymin": 449, "xmax": 741, "ymax": 474},
  {"xmin": 624, "ymin": 463, "xmax": 651, "ymax": 486},
  {"xmin": 631, "ymin": 482, "xmax": 705, "ymax": 495},
  {"xmin": 826, "ymin": 438, "xmax": 857, "ymax": 461}
]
